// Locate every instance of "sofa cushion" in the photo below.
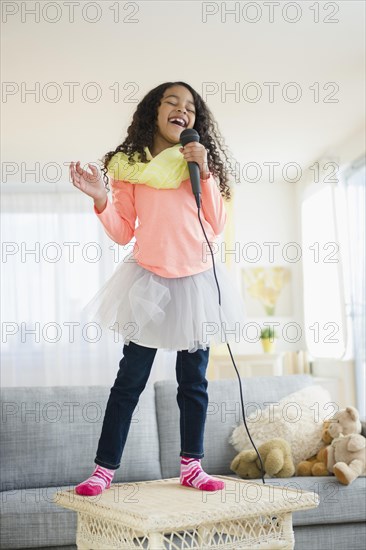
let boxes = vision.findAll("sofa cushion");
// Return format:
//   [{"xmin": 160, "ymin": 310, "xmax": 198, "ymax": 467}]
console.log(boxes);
[
  {"xmin": 291, "ymin": 476, "xmax": 366, "ymax": 526},
  {"xmin": 0, "ymin": 484, "xmax": 77, "ymax": 549},
  {"xmin": 229, "ymin": 474, "xmax": 366, "ymax": 528},
  {"xmin": 0, "ymin": 385, "xmax": 162, "ymax": 491},
  {"xmin": 294, "ymin": 523, "xmax": 366, "ymax": 550},
  {"xmin": 224, "ymin": 473, "xmax": 366, "ymax": 526},
  {"xmin": 156, "ymin": 374, "xmax": 315, "ymax": 479}
]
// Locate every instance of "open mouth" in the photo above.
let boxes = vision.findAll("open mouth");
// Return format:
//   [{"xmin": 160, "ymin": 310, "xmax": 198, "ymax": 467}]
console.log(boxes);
[{"xmin": 169, "ymin": 117, "xmax": 187, "ymax": 128}]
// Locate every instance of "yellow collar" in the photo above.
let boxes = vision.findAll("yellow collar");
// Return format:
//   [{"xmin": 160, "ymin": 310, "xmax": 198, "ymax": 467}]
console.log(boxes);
[{"xmin": 107, "ymin": 143, "xmax": 190, "ymax": 189}]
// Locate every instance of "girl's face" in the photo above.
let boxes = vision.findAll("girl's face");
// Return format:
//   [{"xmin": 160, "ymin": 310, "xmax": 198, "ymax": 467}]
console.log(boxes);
[{"xmin": 155, "ymin": 85, "xmax": 196, "ymax": 146}]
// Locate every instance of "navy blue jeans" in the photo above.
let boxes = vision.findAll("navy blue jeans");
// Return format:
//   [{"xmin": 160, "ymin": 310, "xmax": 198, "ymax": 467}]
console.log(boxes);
[{"xmin": 94, "ymin": 340, "xmax": 210, "ymax": 470}]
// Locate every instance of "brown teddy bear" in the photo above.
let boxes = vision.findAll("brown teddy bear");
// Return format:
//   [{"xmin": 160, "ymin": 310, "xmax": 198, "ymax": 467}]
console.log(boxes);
[
  {"xmin": 230, "ymin": 438, "xmax": 295, "ymax": 479},
  {"xmin": 296, "ymin": 420, "xmax": 333, "ymax": 476},
  {"xmin": 296, "ymin": 407, "xmax": 363, "ymax": 477},
  {"xmin": 325, "ymin": 433, "xmax": 366, "ymax": 485}
]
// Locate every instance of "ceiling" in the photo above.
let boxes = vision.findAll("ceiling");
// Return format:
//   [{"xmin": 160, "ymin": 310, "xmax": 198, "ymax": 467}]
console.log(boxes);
[{"xmin": 1, "ymin": 1, "xmax": 365, "ymax": 184}]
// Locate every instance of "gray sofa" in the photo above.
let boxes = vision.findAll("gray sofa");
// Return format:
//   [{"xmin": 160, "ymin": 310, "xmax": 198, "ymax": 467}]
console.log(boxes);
[{"xmin": 1, "ymin": 374, "xmax": 365, "ymax": 550}]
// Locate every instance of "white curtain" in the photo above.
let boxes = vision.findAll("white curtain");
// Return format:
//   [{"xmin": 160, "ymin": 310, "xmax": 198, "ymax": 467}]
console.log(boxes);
[
  {"xmin": 338, "ymin": 156, "xmax": 366, "ymax": 417},
  {"xmin": 1, "ymin": 186, "xmax": 177, "ymax": 387}
]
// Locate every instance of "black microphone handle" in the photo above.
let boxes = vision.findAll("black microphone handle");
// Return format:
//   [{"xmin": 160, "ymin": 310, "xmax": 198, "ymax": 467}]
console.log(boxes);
[
  {"xmin": 187, "ymin": 161, "xmax": 202, "ymax": 208},
  {"xmin": 180, "ymin": 128, "xmax": 202, "ymax": 209}
]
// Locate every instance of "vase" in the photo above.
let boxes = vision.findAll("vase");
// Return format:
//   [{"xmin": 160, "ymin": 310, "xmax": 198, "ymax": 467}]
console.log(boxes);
[{"xmin": 261, "ymin": 338, "xmax": 276, "ymax": 353}]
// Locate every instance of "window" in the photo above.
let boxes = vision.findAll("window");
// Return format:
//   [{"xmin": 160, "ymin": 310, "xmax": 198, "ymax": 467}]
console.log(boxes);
[
  {"xmin": 301, "ymin": 154, "xmax": 365, "ymax": 416},
  {"xmin": 1, "ymin": 187, "xmax": 128, "ymax": 385},
  {"xmin": 301, "ymin": 180, "xmax": 347, "ymax": 359}
]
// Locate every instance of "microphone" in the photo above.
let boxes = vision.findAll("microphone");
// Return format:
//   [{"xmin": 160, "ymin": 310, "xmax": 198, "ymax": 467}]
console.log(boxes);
[{"xmin": 180, "ymin": 128, "xmax": 202, "ymax": 209}]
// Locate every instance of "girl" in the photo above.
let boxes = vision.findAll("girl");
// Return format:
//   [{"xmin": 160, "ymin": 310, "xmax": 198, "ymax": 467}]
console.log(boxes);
[{"xmin": 70, "ymin": 81, "xmax": 247, "ymax": 496}]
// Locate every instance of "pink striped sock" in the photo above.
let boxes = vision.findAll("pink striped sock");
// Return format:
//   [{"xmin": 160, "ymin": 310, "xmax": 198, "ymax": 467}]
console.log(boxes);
[
  {"xmin": 180, "ymin": 457, "xmax": 225, "ymax": 491},
  {"xmin": 75, "ymin": 465, "xmax": 115, "ymax": 496}
]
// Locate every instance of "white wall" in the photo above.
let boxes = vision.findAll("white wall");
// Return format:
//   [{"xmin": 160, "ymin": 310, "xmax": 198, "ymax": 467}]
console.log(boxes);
[{"xmin": 2, "ymin": 1, "xmax": 364, "ymax": 175}]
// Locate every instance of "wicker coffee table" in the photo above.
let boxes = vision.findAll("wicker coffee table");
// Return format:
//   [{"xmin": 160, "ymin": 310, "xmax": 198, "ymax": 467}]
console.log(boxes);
[{"xmin": 53, "ymin": 475, "xmax": 319, "ymax": 549}]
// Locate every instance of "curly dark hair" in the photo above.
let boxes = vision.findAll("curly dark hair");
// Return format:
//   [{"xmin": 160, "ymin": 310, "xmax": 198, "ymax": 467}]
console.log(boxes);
[{"xmin": 99, "ymin": 81, "xmax": 238, "ymax": 201}]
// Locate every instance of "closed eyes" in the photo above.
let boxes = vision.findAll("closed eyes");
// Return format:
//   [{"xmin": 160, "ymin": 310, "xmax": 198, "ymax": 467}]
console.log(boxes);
[{"xmin": 166, "ymin": 101, "xmax": 195, "ymax": 114}]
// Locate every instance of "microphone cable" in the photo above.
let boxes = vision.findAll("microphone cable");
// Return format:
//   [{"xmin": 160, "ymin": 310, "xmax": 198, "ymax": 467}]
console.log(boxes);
[{"xmin": 196, "ymin": 201, "xmax": 266, "ymax": 485}]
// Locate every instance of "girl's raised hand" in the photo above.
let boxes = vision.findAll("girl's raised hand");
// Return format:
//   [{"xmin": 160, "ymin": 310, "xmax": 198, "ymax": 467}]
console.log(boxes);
[{"xmin": 69, "ymin": 161, "xmax": 107, "ymax": 201}]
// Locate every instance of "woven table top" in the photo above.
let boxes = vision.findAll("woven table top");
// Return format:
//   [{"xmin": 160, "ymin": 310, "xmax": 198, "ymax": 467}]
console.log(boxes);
[{"xmin": 53, "ymin": 476, "xmax": 319, "ymax": 532}]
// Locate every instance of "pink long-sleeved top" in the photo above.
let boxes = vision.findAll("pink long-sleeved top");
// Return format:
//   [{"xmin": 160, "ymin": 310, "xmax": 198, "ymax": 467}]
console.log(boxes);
[{"xmin": 94, "ymin": 173, "xmax": 227, "ymax": 278}]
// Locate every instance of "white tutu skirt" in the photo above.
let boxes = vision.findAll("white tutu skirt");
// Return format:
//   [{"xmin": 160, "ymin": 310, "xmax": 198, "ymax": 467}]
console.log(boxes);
[{"xmin": 81, "ymin": 259, "xmax": 247, "ymax": 353}]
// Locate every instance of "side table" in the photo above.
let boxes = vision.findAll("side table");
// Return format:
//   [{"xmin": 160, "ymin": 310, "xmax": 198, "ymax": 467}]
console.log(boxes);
[{"xmin": 53, "ymin": 475, "xmax": 319, "ymax": 549}]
